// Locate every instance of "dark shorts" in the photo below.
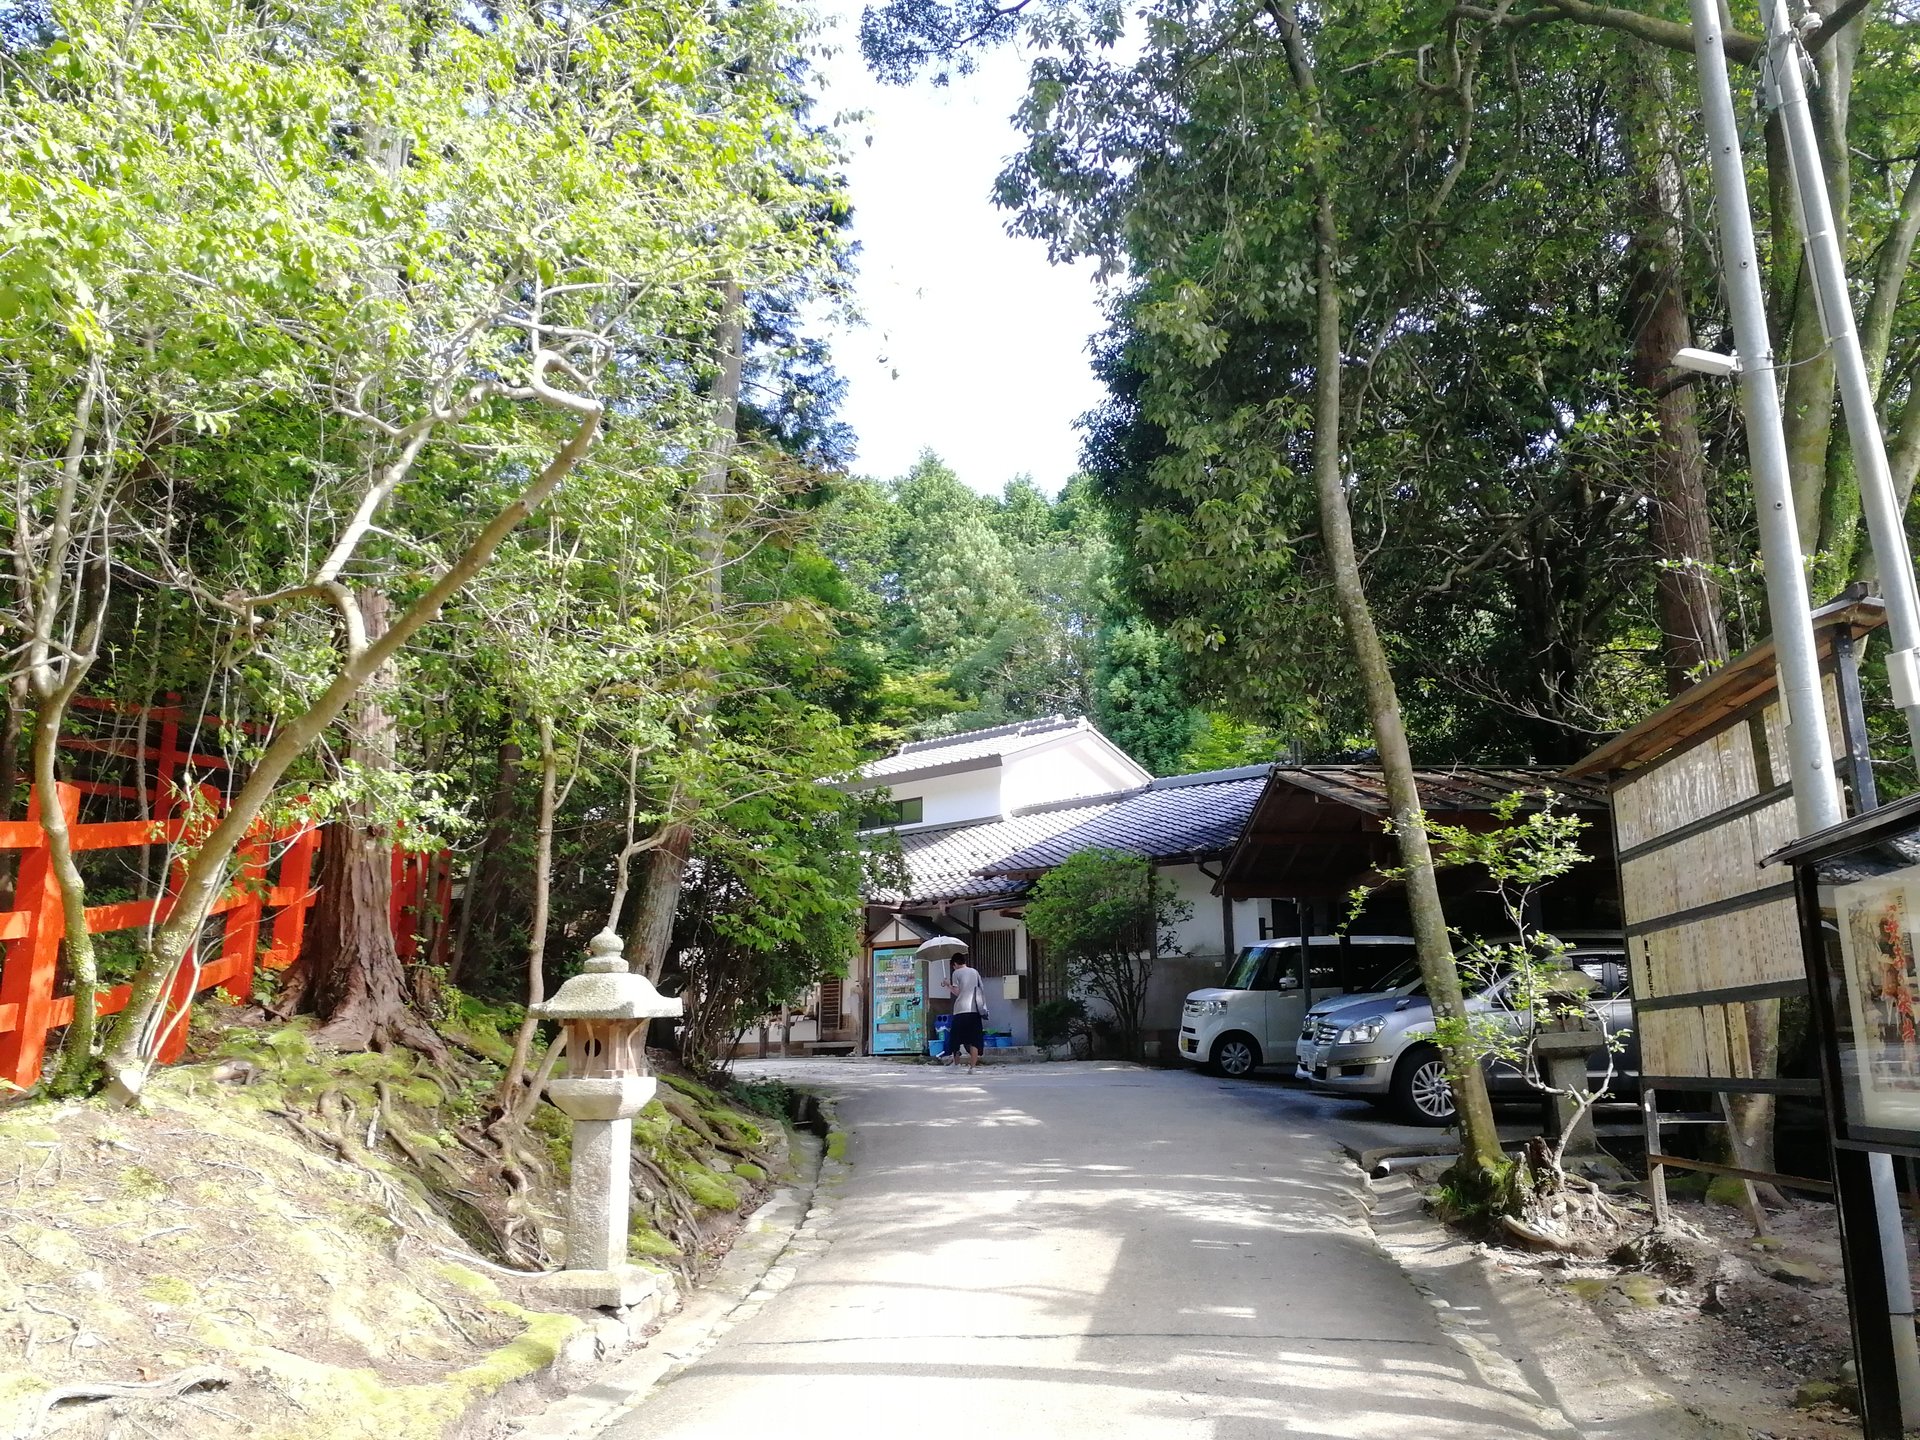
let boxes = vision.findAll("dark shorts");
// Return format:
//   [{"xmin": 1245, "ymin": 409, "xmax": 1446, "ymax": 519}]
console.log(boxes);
[{"xmin": 948, "ymin": 1011, "xmax": 986, "ymax": 1055}]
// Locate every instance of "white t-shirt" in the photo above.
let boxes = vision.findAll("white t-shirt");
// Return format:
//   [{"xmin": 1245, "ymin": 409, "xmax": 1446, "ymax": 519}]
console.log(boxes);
[{"xmin": 950, "ymin": 963, "xmax": 986, "ymax": 1014}]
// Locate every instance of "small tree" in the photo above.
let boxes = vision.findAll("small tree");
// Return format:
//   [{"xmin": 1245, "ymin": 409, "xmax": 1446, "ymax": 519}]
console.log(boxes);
[
  {"xmin": 1024, "ymin": 848, "xmax": 1188, "ymax": 1061},
  {"xmin": 1403, "ymin": 794, "xmax": 1633, "ymax": 1247}
]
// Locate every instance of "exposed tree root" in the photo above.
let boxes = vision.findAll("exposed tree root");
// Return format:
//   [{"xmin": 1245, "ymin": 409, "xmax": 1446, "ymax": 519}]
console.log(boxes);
[{"xmin": 26, "ymin": 1366, "xmax": 233, "ymax": 1438}]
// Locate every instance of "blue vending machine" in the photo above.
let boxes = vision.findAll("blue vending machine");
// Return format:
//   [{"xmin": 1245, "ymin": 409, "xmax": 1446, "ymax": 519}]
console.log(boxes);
[{"xmin": 870, "ymin": 946, "xmax": 925, "ymax": 1055}]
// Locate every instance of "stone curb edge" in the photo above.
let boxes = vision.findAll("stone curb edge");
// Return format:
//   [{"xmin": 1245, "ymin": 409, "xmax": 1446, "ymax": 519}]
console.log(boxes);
[
  {"xmin": 497, "ymin": 1090, "xmax": 844, "ymax": 1438},
  {"xmin": 1342, "ymin": 1142, "xmax": 1751, "ymax": 1440}
]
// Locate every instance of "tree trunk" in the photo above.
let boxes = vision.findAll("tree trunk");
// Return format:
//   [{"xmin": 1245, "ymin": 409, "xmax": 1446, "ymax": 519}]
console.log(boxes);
[
  {"xmin": 623, "ymin": 282, "xmax": 745, "ymax": 980},
  {"xmin": 277, "ymin": 589, "xmax": 439, "ymax": 1055},
  {"xmin": 0, "ymin": 678, "xmax": 27, "ymax": 909},
  {"xmin": 497, "ymin": 715, "xmax": 557, "ymax": 1107},
  {"xmin": 40, "ymin": 690, "xmax": 101, "ymax": 1095},
  {"xmin": 451, "ymin": 729, "xmax": 523, "ymax": 987},
  {"xmin": 624, "ymin": 818, "xmax": 693, "ymax": 984},
  {"xmin": 1266, "ymin": 0, "xmax": 1503, "ymax": 1178},
  {"xmin": 1625, "ymin": 48, "xmax": 1728, "ymax": 694}
]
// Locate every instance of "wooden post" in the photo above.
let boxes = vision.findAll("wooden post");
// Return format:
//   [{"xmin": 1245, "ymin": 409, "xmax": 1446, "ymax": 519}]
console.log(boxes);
[
  {"xmin": 0, "ymin": 784, "xmax": 77, "ymax": 1090},
  {"xmin": 1643, "ymin": 1084, "xmax": 1669, "ymax": 1225},
  {"xmin": 428, "ymin": 851, "xmax": 454, "ymax": 972},
  {"xmin": 217, "ymin": 830, "xmax": 270, "ymax": 1002},
  {"xmin": 268, "ymin": 827, "xmax": 319, "ymax": 970},
  {"xmin": 390, "ymin": 847, "xmax": 416, "ymax": 962},
  {"xmin": 153, "ymin": 700, "xmax": 180, "ymax": 820}
]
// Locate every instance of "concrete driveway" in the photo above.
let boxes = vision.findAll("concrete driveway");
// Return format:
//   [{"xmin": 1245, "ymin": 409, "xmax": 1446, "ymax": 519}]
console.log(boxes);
[{"xmin": 600, "ymin": 1058, "xmax": 1589, "ymax": 1440}]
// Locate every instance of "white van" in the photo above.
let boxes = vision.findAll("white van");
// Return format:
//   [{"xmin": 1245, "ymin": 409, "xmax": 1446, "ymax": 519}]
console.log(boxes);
[{"xmin": 1178, "ymin": 935, "xmax": 1418, "ymax": 1078}]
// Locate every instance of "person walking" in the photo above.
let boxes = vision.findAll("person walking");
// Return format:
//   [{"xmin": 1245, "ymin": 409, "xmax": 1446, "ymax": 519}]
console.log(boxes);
[{"xmin": 945, "ymin": 950, "xmax": 989, "ymax": 1074}]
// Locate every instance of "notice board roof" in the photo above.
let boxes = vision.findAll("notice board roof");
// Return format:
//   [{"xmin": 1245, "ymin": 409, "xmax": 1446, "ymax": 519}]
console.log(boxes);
[{"xmin": 1565, "ymin": 594, "xmax": 1886, "ymax": 781}]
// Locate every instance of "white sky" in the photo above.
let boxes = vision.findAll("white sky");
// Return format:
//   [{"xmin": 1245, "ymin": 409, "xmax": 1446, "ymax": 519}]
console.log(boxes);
[{"xmin": 809, "ymin": 4, "xmax": 1111, "ymax": 497}]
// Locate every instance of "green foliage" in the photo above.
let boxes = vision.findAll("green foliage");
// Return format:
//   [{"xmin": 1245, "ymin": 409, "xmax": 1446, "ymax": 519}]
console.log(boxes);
[
  {"xmin": 1387, "ymin": 793, "xmax": 1627, "ymax": 1174},
  {"xmin": 1030, "ymin": 997, "xmax": 1086, "ymax": 1047},
  {"xmin": 1025, "ymin": 848, "xmax": 1189, "ymax": 1059},
  {"xmin": 725, "ymin": 1078, "xmax": 794, "ymax": 1122}
]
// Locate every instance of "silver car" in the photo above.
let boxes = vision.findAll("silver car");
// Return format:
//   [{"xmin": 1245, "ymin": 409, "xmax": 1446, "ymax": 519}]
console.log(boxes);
[{"xmin": 1293, "ymin": 949, "xmax": 1635, "ymax": 1125}]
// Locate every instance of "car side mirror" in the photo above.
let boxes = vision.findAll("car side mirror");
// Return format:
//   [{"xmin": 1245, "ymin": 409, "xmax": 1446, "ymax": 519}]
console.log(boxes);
[{"xmin": 1275, "ymin": 974, "xmax": 1300, "ymax": 991}]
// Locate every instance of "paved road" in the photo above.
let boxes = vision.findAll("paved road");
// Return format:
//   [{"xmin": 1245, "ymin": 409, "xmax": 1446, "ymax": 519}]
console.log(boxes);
[{"xmin": 603, "ymin": 1060, "xmax": 1582, "ymax": 1440}]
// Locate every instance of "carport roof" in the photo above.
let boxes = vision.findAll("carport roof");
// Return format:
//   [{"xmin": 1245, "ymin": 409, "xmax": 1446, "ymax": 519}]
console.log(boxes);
[
  {"xmin": 978, "ymin": 765, "xmax": 1272, "ymax": 877},
  {"xmin": 1216, "ymin": 765, "xmax": 1606, "ymax": 899}
]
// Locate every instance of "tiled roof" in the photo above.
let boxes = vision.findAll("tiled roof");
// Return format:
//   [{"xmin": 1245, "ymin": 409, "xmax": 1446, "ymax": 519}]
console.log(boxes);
[
  {"xmin": 979, "ymin": 766, "xmax": 1272, "ymax": 876},
  {"xmin": 856, "ymin": 715, "xmax": 1086, "ymax": 782},
  {"xmin": 869, "ymin": 796, "xmax": 1128, "ymax": 906}
]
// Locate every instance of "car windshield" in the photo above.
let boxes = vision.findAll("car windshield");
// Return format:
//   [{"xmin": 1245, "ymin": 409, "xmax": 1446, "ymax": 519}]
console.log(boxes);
[
  {"xmin": 1222, "ymin": 946, "xmax": 1281, "ymax": 990},
  {"xmin": 1361, "ymin": 957, "xmax": 1421, "ymax": 994}
]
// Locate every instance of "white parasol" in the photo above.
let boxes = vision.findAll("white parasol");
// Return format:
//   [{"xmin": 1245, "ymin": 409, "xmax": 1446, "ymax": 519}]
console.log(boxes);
[{"xmin": 913, "ymin": 936, "xmax": 969, "ymax": 962}]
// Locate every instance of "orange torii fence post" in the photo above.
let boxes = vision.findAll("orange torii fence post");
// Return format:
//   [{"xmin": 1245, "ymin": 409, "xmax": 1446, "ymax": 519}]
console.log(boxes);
[
  {"xmin": 0, "ymin": 781, "xmax": 324, "ymax": 1092},
  {"xmin": 0, "ymin": 694, "xmax": 457, "ymax": 1095}
]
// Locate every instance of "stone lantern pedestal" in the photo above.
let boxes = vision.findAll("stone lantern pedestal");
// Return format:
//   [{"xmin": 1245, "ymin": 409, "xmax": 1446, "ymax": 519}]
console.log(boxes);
[
  {"xmin": 1533, "ymin": 1022, "xmax": 1601, "ymax": 1156},
  {"xmin": 531, "ymin": 931, "xmax": 682, "ymax": 1310}
]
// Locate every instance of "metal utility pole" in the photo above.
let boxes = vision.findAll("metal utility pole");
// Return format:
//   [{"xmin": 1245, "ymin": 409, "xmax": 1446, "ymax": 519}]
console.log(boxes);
[
  {"xmin": 1760, "ymin": 0, "xmax": 1920, "ymax": 760},
  {"xmin": 1684, "ymin": 0, "xmax": 1840, "ymax": 835},
  {"xmin": 1687, "ymin": 3, "xmax": 1920, "ymax": 1430}
]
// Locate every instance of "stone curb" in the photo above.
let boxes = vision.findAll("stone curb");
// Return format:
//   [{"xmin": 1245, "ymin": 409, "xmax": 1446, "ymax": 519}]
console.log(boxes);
[
  {"xmin": 502, "ymin": 1096, "xmax": 841, "ymax": 1438},
  {"xmin": 1352, "ymin": 1153, "xmax": 1749, "ymax": 1440}
]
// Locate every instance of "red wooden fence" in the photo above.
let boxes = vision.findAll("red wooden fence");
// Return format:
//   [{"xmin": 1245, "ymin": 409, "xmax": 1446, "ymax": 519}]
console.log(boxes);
[{"xmin": 0, "ymin": 696, "xmax": 456, "ymax": 1093}]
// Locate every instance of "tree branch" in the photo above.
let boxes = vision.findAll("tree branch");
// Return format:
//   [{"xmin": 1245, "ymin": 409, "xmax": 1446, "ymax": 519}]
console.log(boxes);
[{"xmin": 1452, "ymin": 0, "xmax": 1760, "ymax": 64}]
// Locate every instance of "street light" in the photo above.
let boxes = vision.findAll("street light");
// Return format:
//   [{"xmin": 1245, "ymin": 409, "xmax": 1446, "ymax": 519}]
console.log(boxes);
[{"xmin": 1671, "ymin": 347, "xmax": 1742, "ymax": 379}]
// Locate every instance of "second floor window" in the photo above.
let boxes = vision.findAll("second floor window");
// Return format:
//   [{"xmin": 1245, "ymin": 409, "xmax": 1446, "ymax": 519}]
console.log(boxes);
[{"xmin": 870, "ymin": 796, "xmax": 923, "ymax": 826}]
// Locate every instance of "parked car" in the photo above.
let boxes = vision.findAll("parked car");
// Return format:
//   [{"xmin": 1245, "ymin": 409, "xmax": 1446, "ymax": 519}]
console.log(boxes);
[
  {"xmin": 1294, "ymin": 944, "xmax": 1636, "ymax": 1125},
  {"xmin": 1179, "ymin": 935, "xmax": 1419, "ymax": 1078}
]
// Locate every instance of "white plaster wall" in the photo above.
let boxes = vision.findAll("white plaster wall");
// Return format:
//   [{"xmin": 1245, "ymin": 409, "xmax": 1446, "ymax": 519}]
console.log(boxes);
[
  {"xmin": 975, "ymin": 909, "xmax": 1030, "ymax": 1045},
  {"xmin": 887, "ymin": 769, "xmax": 1003, "ymax": 826},
  {"xmin": 1159, "ymin": 863, "xmax": 1232, "ymax": 959},
  {"xmin": 1002, "ymin": 740, "xmax": 1139, "ymax": 810}
]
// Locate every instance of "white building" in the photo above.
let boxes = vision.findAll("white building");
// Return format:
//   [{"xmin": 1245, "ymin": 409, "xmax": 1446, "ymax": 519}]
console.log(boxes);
[{"xmin": 821, "ymin": 716, "xmax": 1271, "ymax": 1058}]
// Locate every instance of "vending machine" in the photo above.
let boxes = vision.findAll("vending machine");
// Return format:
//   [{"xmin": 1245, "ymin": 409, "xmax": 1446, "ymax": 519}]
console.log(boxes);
[{"xmin": 869, "ymin": 946, "xmax": 926, "ymax": 1055}]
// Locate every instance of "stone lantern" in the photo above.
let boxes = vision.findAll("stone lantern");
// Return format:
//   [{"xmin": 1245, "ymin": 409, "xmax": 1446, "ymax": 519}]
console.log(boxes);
[
  {"xmin": 531, "ymin": 929, "xmax": 682, "ymax": 1308},
  {"xmin": 1530, "ymin": 965, "xmax": 1601, "ymax": 1157}
]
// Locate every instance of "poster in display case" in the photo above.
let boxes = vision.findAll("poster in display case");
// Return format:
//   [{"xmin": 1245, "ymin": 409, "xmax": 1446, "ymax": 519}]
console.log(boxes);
[{"xmin": 1784, "ymin": 793, "xmax": 1920, "ymax": 1149}]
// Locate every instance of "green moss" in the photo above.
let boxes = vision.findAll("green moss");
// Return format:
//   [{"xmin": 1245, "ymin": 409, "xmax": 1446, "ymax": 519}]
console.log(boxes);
[
  {"xmin": 435, "ymin": 1263, "xmax": 500, "ymax": 1301},
  {"xmin": 454, "ymin": 1308, "xmax": 579, "ymax": 1394},
  {"xmin": 632, "ymin": 1100, "xmax": 674, "ymax": 1147},
  {"xmin": 825, "ymin": 1131, "xmax": 848, "ymax": 1162},
  {"xmin": 439, "ymin": 991, "xmax": 524, "ymax": 1067},
  {"xmin": 628, "ymin": 1222, "xmax": 680, "ymax": 1259},
  {"xmin": 0, "ymin": 1119, "xmax": 61, "ymax": 1144},
  {"xmin": 1705, "ymin": 1175, "xmax": 1751, "ymax": 1207},
  {"xmin": 1661, "ymin": 1170, "xmax": 1710, "ymax": 1200},
  {"xmin": 659, "ymin": 1072, "xmax": 723, "ymax": 1109},
  {"xmin": 1563, "ymin": 1277, "xmax": 1611, "ymax": 1301},
  {"xmin": 733, "ymin": 1162, "xmax": 766, "ymax": 1185},
  {"xmin": 119, "ymin": 1164, "xmax": 169, "ymax": 1200},
  {"xmin": 701, "ymin": 1108, "xmax": 763, "ymax": 1147},
  {"xmin": 727, "ymin": 1078, "xmax": 793, "ymax": 1120},
  {"xmin": 670, "ymin": 1158, "xmax": 742, "ymax": 1211},
  {"xmin": 141, "ymin": 1274, "xmax": 197, "ymax": 1305}
]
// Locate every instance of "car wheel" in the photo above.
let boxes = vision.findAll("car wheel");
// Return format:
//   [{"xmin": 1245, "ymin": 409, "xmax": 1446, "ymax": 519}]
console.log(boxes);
[
  {"xmin": 1391, "ymin": 1046, "xmax": 1456, "ymax": 1126},
  {"xmin": 1210, "ymin": 1033, "xmax": 1261, "ymax": 1079}
]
